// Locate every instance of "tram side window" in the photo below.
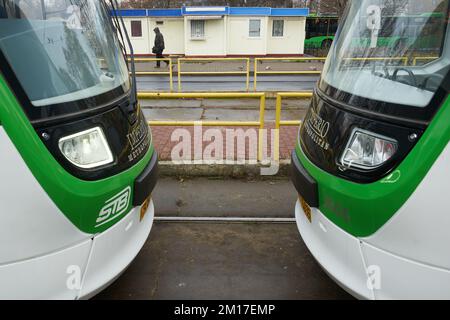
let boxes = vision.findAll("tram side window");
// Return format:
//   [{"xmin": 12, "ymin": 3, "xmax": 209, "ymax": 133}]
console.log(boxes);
[
  {"xmin": 330, "ymin": 18, "xmax": 339, "ymax": 34},
  {"xmin": 306, "ymin": 18, "xmax": 332, "ymax": 39},
  {"xmin": 0, "ymin": 3, "xmax": 10, "ymax": 19},
  {"xmin": 306, "ymin": 19, "xmax": 319, "ymax": 39},
  {"xmin": 419, "ymin": 17, "xmax": 447, "ymax": 50},
  {"xmin": 14, "ymin": 0, "xmax": 70, "ymax": 20},
  {"xmin": 379, "ymin": 17, "xmax": 396, "ymax": 37},
  {"xmin": 15, "ymin": 1, "xmax": 43, "ymax": 19}
]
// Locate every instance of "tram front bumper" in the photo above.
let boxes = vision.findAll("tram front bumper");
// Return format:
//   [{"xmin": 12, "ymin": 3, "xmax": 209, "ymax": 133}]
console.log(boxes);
[
  {"xmin": 79, "ymin": 200, "xmax": 155, "ymax": 299},
  {"xmin": 0, "ymin": 152, "xmax": 158, "ymax": 300},
  {"xmin": 292, "ymin": 151, "xmax": 450, "ymax": 300},
  {"xmin": 295, "ymin": 201, "xmax": 373, "ymax": 299},
  {"xmin": 0, "ymin": 200, "xmax": 154, "ymax": 300},
  {"xmin": 80, "ymin": 151, "xmax": 158, "ymax": 299},
  {"xmin": 291, "ymin": 150, "xmax": 373, "ymax": 299}
]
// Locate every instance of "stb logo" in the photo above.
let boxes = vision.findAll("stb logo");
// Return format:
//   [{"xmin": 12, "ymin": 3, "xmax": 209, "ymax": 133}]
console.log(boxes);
[{"xmin": 95, "ymin": 187, "xmax": 131, "ymax": 228}]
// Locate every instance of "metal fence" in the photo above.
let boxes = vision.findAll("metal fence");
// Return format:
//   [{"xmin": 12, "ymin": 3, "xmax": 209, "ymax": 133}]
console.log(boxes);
[
  {"xmin": 132, "ymin": 55, "xmax": 438, "ymax": 93},
  {"xmin": 253, "ymin": 57, "xmax": 326, "ymax": 91},
  {"xmin": 132, "ymin": 57, "xmax": 174, "ymax": 92},
  {"xmin": 273, "ymin": 92, "xmax": 313, "ymax": 161},
  {"xmin": 412, "ymin": 56, "xmax": 440, "ymax": 66},
  {"xmin": 138, "ymin": 92, "xmax": 266, "ymax": 161},
  {"xmin": 133, "ymin": 57, "xmax": 323, "ymax": 92},
  {"xmin": 177, "ymin": 58, "xmax": 250, "ymax": 92}
]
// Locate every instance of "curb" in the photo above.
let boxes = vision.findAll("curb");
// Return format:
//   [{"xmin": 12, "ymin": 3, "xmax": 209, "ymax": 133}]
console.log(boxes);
[{"xmin": 159, "ymin": 160, "xmax": 291, "ymax": 178}]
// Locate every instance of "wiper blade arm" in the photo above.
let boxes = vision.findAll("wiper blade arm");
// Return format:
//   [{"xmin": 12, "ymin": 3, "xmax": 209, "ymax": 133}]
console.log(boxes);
[{"xmin": 109, "ymin": 0, "xmax": 137, "ymax": 107}]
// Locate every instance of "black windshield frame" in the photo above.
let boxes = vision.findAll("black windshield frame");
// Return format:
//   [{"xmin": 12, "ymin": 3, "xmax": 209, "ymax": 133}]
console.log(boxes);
[{"xmin": 318, "ymin": 75, "xmax": 450, "ymax": 129}]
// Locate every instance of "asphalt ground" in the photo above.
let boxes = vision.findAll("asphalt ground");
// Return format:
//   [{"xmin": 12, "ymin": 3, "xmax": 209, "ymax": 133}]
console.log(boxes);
[
  {"xmin": 136, "ymin": 75, "xmax": 320, "ymax": 92},
  {"xmin": 95, "ymin": 178, "xmax": 353, "ymax": 300}
]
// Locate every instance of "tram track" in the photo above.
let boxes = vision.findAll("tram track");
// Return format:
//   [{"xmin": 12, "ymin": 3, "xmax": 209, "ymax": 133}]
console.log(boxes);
[{"xmin": 154, "ymin": 216, "xmax": 296, "ymax": 224}]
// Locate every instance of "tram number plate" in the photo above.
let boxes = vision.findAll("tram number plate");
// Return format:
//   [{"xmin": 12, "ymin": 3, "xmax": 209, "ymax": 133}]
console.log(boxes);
[
  {"xmin": 300, "ymin": 196, "xmax": 312, "ymax": 223},
  {"xmin": 140, "ymin": 197, "xmax": 151, "ymax": 222}
]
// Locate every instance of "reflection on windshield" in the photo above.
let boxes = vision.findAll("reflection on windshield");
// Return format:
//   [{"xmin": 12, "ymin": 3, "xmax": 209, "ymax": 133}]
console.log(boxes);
[
  {"xmin": 322, "ymin": 0, "xmax": 449, "ymax": 108},
  {"xmin": 0, "ymin": 0, "xmax": 130, "ymax": 107}
]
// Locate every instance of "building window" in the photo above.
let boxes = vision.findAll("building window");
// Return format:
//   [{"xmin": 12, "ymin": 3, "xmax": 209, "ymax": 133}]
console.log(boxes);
[
  {"xmin": 191, "ymin": 20, "xmax": 205, "ymax": 39},
  {"xmin": 130, "ymin": 20, "xmax": 142, "ymax": 37},
  {"xmin": 272, "ymin": 20, "xmax": 284, "ymax": 37},
  {"xmin": 249, "ymin": 19, "xmax": 261, "ymax": 37}
]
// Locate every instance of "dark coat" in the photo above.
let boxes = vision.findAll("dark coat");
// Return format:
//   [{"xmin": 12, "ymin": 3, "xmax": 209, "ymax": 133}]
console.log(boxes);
[{"xmin": 153, "ymin": 28, "xmax": 165, "ymax": 53}]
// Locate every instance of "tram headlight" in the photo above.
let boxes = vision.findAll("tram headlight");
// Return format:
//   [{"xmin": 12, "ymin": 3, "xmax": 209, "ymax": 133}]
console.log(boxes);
[
  {"xmin": 340, "ymin": 129, "xmax": 397, "ymax": 170},
  {"xmin": 58, "ymin": 127, "xmax": 114, "ymax": 169}
]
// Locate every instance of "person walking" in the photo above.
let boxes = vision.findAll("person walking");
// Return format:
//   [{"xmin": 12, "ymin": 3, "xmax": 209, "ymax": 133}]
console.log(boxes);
[{"xmin": 153, "ymin": 27, "xmax": 168, "ymax": 68}]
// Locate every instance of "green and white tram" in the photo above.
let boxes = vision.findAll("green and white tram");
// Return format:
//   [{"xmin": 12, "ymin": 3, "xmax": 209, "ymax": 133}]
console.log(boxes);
[
  {"xmin": 291, "ymin": 0, "xmax": 450, "ymax": 299},
  {"xmin": 0, "ymin": 0, "xmax": 157, "ymax": 299}
]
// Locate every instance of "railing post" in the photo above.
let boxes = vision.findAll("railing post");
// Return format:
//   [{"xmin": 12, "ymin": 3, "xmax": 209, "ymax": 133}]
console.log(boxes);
[
  {"xmin": 169, "ymin": 58, "xmax": 173, "ymax": 92},
  {"xmin": 274, "ymin": 94, "xmax": 283, "ymax": 162},
  {"xmin": 258, "ymin": 93, "xmax": 265, "ymax": 162},
  {"xmin": 254, "ymin": 58, "xmax": 258, "ymax": 92},
  {"xmin": 177, "ymin": 58, "xmax": 182, "ymax": 92},
  {"xmin": 246, "ymin": 58, "xmax": 250, "ymax": 92}
]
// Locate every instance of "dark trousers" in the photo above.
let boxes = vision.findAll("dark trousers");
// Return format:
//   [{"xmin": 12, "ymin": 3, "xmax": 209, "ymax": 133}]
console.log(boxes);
[{"xmin": 156, "ymin": 51, "xmax": 167, "ymax": 67}]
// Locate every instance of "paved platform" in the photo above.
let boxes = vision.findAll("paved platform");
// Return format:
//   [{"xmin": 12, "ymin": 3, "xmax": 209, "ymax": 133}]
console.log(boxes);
[
  {"xmin": 151, "ymin": 125, "xmax": 298, "ymax": 162},
  {"xmin": 144, "ymin": 97, "xmax": 307, "ymax": 162},
  {"xmin": 141, "ymin": 97, "xmax": 310, "ymax": 122}
]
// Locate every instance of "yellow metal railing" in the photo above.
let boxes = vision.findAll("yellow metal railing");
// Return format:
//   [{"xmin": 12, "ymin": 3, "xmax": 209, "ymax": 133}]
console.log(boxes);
[
  {"xmin": 343, "ymin": 57, "xmax": 408, "ymax": 66},
  {"xmin": 413, "ymin": 56, "xmax": 440, "ymax": 66},
  {"xmin": 254, "ymin": 57, "xmax": 326, "ymax": 91},
  {"xmin": 273, "ymin": 92, "xmax": 314, "ymax": 161},
  {"xmin": 177, "ymin": 58, "xmax": 251, "ymax": 92},
  {"xmin": 137, "ymin": 91, "xmax": 315, "ymax": 162},
  {"xmin": 138, "ymin": 92, "xmax": 265, "ymax": 160},
  {"xmin": 131, "ymin": 58, "xmax": 174, "ymax": 92},
  {"xmin": 129, "ymin": 56, "xmax": 440, "ymax": 94}
]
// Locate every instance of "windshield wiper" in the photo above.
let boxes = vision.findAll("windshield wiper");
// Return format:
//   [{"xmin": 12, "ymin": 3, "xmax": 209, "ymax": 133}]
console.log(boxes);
[
  {"xmin": 108, "ymin": 0, "xmax": 137, "ymax": 108},
  {"xmin": 108, "ymin": 1, "xmax": 128, "ymax": 61}
]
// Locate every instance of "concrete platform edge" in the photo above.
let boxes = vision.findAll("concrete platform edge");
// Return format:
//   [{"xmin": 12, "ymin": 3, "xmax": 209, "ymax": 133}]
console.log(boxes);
[{"xmin": 159, "ymin": 160, "xmax": 291, "ymax": 178}]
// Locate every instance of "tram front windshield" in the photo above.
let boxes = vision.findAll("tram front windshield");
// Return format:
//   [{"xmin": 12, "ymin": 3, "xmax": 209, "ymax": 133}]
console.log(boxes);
[{"xmin": 0, "ymin": 0, "xmax": 130, "ymax": 108}]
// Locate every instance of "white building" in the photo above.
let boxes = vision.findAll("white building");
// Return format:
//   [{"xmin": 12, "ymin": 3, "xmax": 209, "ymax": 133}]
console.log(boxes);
[{"xmin": 118, "ymin": 6, "xmax": 310, "ymax": 57}]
